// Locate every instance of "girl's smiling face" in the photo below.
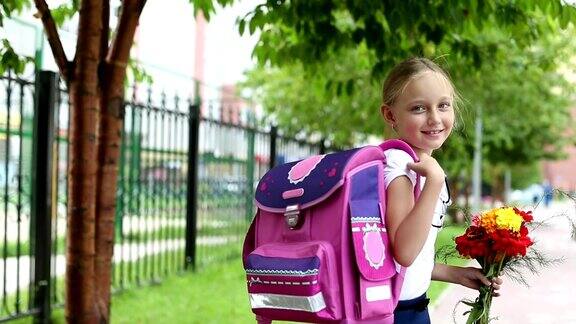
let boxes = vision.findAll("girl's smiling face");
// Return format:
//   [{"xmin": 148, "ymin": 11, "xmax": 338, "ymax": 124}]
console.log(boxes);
[{"xmin": 382, "ymin": 71, "xmax": 455, "ymax": 156}]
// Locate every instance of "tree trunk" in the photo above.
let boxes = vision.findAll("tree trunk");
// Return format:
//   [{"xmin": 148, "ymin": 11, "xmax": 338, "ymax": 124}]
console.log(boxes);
[
  {"xmin": 66, "ymin": 1, "xmax": 103, "ymax": 323},
  {"xmin": 35, "ymin": 0, "xmax": 147, "ymax": 321},
  {"xmin": 491, "ymin": 167, "xmax": 504, "ymax": 206},
  {"xmin": 94, "ymin": 90, "xmax": 121, "ymax": 323},
  {"xmin": 95, "ymin": 1, "xmax": 146, "ymax": 322}
]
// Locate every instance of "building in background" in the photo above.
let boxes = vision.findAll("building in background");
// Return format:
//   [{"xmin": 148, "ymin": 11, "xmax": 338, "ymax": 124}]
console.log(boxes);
[
  {"xmin": 542, "ymin": 107, "xmax": 576, "ymax": 193},
  {"xmin": 220, "ymin": 84, "xmax": 248, "ymax": 124}
]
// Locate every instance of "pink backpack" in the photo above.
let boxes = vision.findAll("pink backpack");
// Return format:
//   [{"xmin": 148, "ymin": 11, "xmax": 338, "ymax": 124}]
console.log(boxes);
[{"xmin": 242, "ymin": 139, "xmax": 421, "ymax": 323}]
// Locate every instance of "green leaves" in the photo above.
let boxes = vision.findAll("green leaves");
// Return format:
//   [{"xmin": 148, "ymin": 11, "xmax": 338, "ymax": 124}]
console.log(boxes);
[
  {"xmin": 127, "ymin": 59, "xmax": 153, "ymax": 85},
  {"xmin": 240, "ymin": 45, "xmax": 383, "ymax": 147},
  {"xmin": 0, "ymin": 0, "xmax": 30, "ymax": 27},
  {"xmin": 51, "ymin": 2, "xmax": 79, "ymax": 27},
  {"xmin": 238, "ymin": 0, "xmax": 576, "ymax": 78},
  {"xmin": 190, "ymin": 0, "xmax": 235, "ymax": 20},
  {"xmin": 0, "ymin": 38, "xmax": 33, "ymax": 75},
  {"xmin": 458, "ymin": 30, "xmax": 576, "ymax": 166}
]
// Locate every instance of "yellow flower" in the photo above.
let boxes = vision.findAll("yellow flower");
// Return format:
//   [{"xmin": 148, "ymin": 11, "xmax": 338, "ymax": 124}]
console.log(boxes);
[{"xmin": 494, "ymin": 207, "xmax": 523, "ymax": 232}]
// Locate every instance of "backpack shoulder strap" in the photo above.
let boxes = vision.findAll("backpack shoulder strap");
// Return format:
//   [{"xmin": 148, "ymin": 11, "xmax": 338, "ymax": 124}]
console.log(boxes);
[
  {"xmin": 379, "ymin": 139, "xmax": 421, "ymax": 199},
  {"xmin": 378, "ymin": 139, "xmax": 418, "ymax": 161}
]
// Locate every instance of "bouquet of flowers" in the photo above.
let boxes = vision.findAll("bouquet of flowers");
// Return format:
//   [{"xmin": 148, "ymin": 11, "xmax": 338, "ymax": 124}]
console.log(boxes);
[{"xmin": 454, "ymin": 207, "xmax": 534, "ymax": 324}]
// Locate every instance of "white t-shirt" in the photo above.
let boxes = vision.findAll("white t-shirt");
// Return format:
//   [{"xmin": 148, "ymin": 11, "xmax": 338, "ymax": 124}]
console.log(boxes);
[{"xmin": 383, "ymin": 149, "xmax": 451, "ymax": 301}]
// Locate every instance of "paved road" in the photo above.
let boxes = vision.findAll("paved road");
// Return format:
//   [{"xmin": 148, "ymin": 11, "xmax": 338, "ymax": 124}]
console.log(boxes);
[{"xmin": 430, "ymin": 201, "xmax": 576, "ymax": 324}]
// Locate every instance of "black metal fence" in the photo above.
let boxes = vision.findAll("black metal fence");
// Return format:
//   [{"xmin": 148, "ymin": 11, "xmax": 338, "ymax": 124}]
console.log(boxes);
[{"xmin": 0, "ymin": 71, "xmax": 330, "ymax": 322}]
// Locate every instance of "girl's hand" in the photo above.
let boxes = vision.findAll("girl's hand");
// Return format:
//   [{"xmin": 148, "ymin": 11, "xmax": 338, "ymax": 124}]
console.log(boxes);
[
  {"xmin": 453, "ymin": 267, "xmax": 503, "ymax": 297},
  {"xmin": 406, "ymin": 153, "xmax": 445, "ymax": 182},
  {"xmin": 490, "ymin": 276, "xmax": 503, "ymax": 297}
]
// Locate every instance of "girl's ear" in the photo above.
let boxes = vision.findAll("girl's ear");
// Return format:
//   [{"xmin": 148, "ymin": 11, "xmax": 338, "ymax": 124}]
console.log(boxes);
[{"xmin": 380, "ymin": 104, "xmax": 396, "ymax": 127}]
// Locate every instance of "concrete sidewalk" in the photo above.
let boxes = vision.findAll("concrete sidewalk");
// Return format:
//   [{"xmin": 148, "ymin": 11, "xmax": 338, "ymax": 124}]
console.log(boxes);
[{"xmin": 429, "ymin": 202, "xmax": 576, "ymax": 324}]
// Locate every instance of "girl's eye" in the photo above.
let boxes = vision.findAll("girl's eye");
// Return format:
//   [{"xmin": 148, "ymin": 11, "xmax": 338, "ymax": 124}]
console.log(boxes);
[
  {"xmin": 439, "ymin": 102, "xmax": 452, "ymax": 111},
  {"xmin": 411, "ymin": 105, "xmax": 426, "ymax": 113}
]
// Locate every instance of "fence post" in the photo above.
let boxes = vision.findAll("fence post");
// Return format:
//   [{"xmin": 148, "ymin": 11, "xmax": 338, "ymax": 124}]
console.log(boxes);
[
  {"xmin": 319, "ymin": 138, "xmax": 326, "ymax": 155},
  {"xmin": 30, "ymin": 71, "xmax": 58, "ymax": 323},
  {"xmin": 245, "ymin": 115, "xmax": 255, "ymax": 221},
  {"xmin": 269, "ymin": 125, "xmax": 277, "ymax": 170},
  {"xmin": 185, "ymin": 95, "xmax": 200, "ymax": 270}
]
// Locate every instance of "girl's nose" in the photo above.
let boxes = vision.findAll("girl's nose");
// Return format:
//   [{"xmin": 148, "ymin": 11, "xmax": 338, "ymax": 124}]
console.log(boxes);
[{"xmin": 427, "ymin": 109, "xmax": 441, "ymax": 125}]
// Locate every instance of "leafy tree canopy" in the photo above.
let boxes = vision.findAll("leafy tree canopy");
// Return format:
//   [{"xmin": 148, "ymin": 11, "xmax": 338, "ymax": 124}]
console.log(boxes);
[
  {"xmin": 240, "ymin": 3, "xmax": 576, "ymax": 179},
  {"xmin": 239, "ymin": 0, "xmax": 576, "ymax": 75}
]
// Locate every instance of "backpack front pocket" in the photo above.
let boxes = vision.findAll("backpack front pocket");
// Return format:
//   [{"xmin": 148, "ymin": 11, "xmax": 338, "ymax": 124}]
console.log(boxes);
[{"xmin": 244, "ymin": 241, "xmax": 341, "ymax": 322}]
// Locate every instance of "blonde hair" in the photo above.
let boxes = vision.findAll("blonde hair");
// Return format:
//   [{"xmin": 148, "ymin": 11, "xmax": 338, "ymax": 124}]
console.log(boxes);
[{"xmin": 382, "ymin": 57, "xmax": 461, "ymax": 112}]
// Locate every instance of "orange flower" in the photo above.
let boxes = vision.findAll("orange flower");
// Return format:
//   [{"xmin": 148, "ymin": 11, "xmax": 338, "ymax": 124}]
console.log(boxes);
[{"xmin": 478, "ymin": 210, "xmax": 498, "ymax": 232}]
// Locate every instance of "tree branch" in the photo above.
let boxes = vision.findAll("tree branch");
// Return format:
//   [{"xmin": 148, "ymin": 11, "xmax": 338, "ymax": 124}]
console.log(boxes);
[
  {"xmin": 102, "ymin": 0, "xmax": 146, "ymax": 93},
  {"xmin": 107, "ymin": 0, "xmax": 146, "ymax": 67},
  {"xmin": 101, "ymin": 0, "xmax": 110, "ymax": 59},
  {"xmin": 33, "ymin": 0, "xmax": 70, "ymax": 83},
  {"xmin": 99, "ymin": 0, "xmax": 110, "ymax": 88}
]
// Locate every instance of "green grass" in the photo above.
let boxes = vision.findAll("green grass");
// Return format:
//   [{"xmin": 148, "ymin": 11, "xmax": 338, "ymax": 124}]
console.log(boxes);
[
  {"xmin": 5, "ymin": 245, "xmax": 244, "ymax": 323},
  {"xmin": 120, "ymin": 225, "xmax": 185, "ymax": 242},
  {"xmin": 0, "ymin": 276, "xmax": 66, "ymax": 324},
  {"xmin": 112, "ymin": 249, "xmax": 186, "ymax": 290},
  {"xmin": 197, "ymin": 221, "xmax": 248, "ymax": 237},
  {"xmin": 0, "ymin": 236, "xmax": 66, "ymax": 258},
  {"xmin": 35, "ymin": 259, "xmax": 254, "ymax": 324},
  {"xmin": 112, "ymin": 239, "xmax": 245, "ymax": 289},
  {"xmin": 112, "ymin": 259, "xmax": 254, "ymax": 324},
  {"xmin": 0, "ymin": 289, "xmax": 33, "ymax": 321}
]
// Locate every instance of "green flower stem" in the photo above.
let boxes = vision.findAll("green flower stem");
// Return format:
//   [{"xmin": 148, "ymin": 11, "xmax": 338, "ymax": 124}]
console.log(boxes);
[{"xmin": 467, "ymin": 257, "xmax": 506, "ymax": 324}]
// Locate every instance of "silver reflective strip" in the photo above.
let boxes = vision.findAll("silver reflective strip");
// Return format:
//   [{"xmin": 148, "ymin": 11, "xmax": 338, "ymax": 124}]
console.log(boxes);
[
  {"xmin": 366, "ymin": 284, "xmax": 391, "ymax": 302},
  {"xmin": 249, "ymin": 292, "xmax": 327, "ymax": 312}
]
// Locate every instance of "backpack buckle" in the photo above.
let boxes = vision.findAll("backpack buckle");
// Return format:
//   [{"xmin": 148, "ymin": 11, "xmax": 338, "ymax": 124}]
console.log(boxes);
[{"xmin": 284, "ymin": 205, "xmax": 301, "ymax": 229}]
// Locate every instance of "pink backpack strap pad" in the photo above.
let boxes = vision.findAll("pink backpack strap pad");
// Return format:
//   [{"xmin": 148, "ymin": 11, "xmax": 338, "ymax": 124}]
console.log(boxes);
[
  {"xmin": 378, "ymin": 139, "xmax": 419, "ymax": 162},
  {"xmin": 379, "ymin": 139, "xmax": 421, "ymax": 199}
]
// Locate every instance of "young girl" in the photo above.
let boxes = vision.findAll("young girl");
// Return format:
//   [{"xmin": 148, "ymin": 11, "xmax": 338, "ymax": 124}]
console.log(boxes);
[{"xmin": 380, "ymin": 57, "xmax": 502, "ymax": 324}]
